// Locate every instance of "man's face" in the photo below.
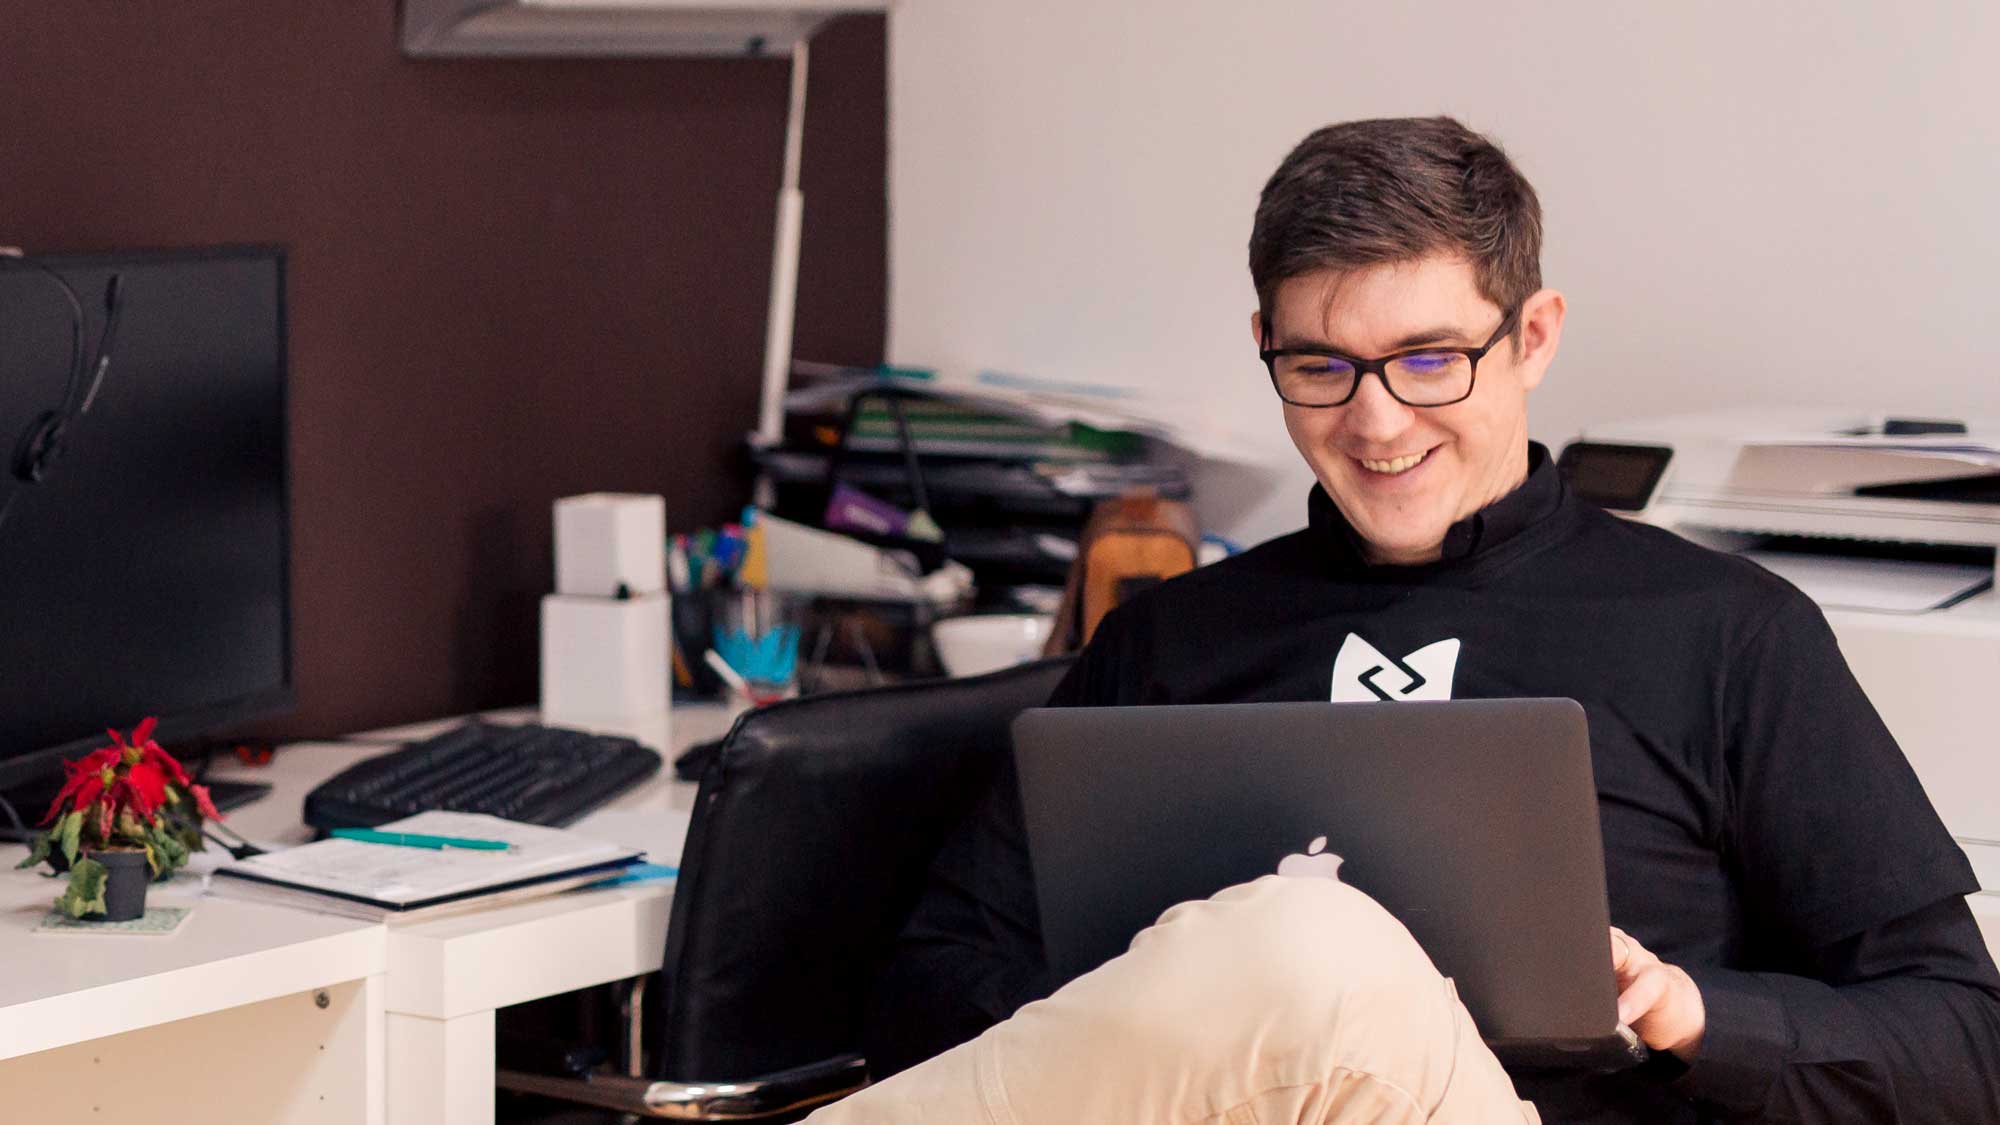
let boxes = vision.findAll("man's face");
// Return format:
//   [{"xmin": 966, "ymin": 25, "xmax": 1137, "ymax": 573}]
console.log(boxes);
[{"xmin": 1252, "ymin": 257, "xmax": 1564, "ymax": 565}]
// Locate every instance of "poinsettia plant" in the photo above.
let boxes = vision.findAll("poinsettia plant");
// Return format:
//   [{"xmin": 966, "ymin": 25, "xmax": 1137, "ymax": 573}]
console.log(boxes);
[{"xmin": 15, "ymin": 717, "xmax": 223, "ymax": 918}]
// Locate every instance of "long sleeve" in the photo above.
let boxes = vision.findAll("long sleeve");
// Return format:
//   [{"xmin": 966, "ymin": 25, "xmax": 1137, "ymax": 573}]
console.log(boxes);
[
  {"xmin": 1677, "ymin": 895, "xmax": 2000, "ymax": 1121},
  {"xmin": 1676, "ymin": 589, "xmax": 2000, "ymax": 1120}
]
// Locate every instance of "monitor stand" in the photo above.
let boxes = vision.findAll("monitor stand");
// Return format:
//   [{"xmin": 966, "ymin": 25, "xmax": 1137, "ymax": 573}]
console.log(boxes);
[{"xmin": 201, "ymin": 778, "xmax": 274, "ymax": 812}]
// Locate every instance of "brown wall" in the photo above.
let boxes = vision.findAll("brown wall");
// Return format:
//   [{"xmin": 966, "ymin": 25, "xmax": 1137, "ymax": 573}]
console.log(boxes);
[{"xmin": 1, "ymin": 5, "xmax": 886, "ymax": 735}]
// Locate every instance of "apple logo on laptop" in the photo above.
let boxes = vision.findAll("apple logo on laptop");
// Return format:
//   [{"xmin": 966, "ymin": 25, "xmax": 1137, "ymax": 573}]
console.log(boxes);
[{"xmin": 1277, "ymin": 836, "xmax": 1345, "ymax": 882}]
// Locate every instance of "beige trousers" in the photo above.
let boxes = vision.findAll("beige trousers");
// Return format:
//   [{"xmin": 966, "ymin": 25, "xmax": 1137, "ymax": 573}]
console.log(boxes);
[{"xmin": 810, "ymin": 874, "xmax": 1538, "ymax": 1124}]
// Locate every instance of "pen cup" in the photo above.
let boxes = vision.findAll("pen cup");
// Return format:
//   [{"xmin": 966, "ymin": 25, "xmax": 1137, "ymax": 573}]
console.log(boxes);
[{"xmin": 706, "ymin": 588, "xmax": 809, "ymax": 704}]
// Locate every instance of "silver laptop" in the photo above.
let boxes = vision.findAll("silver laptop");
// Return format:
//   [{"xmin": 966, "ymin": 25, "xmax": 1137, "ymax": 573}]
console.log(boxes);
[{"xmin": 1012, "ymin": 699, "xmax": 1646, "ymax": 1069}]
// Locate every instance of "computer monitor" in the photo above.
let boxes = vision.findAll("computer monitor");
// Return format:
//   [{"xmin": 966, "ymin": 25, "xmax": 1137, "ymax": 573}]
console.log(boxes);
[{"xmin": 0, "ymin": 246, "xmax": 292, "ymax": 823}]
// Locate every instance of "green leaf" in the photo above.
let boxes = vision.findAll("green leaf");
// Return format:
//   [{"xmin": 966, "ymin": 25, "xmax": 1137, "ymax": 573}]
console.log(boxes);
[
  {"xmin": 15, "ymin": 832, "xmax": 51, "ymax": 870},
  {"xmin": 146, "ymin": 823, "xmax": 189, "ymax": 877},
  {"xmin": 54, "ymin": 857, "xmax": 107, "ymax": 920},
  {"xmin": 57, "ymin": 811, "xmax": 82, "ymax": 867}
]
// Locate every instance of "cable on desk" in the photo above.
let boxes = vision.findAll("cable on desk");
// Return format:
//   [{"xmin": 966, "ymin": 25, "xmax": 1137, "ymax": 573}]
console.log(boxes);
[{"xmin": 0, "ymin": 791, "xmax": 32, "ymax": 843}]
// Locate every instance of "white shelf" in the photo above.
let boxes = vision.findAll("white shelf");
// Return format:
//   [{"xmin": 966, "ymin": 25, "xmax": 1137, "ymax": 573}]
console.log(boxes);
[{"xmin": 401, "ymin": 0, "xmax": 887, "ymax": 58}]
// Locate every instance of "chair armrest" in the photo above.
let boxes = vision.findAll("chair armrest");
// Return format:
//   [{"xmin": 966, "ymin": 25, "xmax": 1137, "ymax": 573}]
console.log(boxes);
[{"xmin": 497, "ymin": 1053, "xmax": 867, "ymax": 1120}]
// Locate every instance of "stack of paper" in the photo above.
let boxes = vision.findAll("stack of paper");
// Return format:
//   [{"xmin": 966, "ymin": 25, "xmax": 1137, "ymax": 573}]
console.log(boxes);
[{"xmin": 209, "ymin": 811, "xmax": 642, "ymax": 922}]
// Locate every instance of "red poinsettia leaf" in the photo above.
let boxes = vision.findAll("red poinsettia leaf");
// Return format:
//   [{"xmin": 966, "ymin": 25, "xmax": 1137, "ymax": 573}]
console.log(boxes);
[
  {"xmin": 106, "ymin": 726, "xmax": 128, "ymax": 748},
  {"xmin": 123, "ymin": 761, "xmax": 168, "ymax": 817},
  {"xmin": 38, "ymin": 756, "xmax": 97, "ymax": 823},
  {"xmin": 143, "ymin": 743, "xmax": 192, "ymax": 786},
  {"xmin": 189, "ymin": 783, "xmax": 223, "ymax": 822},
  {"xmin": 132, "ymin": 717, "xmax": 158, "ymax": 746},
  {"xmin": 47, "ymin": 772, "xmax": 110, "ymax": 826},
  {"xmin": 117, "ymin": 789, "xmax": 153, "ymax": 824},
  {"xmin": 40, "ymin": 773, "xmax": 84, "ymax": 825}
]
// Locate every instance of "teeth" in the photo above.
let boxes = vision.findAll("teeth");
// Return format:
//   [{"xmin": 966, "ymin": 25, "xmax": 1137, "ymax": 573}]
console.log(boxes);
[{"xmin": 1360, "ymin": 450, "xmax": 1429, "ymax": 475}]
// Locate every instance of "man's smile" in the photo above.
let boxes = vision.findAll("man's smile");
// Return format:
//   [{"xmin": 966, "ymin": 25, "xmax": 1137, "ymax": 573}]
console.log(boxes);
[{"xmin": 1356, "ymin": 445, "xmax": 1438, "ymax": 476}]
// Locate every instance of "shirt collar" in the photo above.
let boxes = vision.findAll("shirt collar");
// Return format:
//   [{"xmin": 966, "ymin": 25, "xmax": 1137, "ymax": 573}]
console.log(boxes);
[{"xmin": 1307, "ymin": 442, "xmax": 1562, "ymax": 570}]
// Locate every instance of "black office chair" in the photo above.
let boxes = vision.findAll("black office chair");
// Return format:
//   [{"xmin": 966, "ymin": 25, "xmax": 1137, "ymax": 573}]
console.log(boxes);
[{"xmin": 498, "ymin": 656, "xmax": 1074, "ymax": 1120}]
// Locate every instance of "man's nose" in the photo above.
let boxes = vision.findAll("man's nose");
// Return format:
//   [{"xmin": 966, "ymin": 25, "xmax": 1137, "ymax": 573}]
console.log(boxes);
[{"xmin": 1339, "ymin": 371, "xmax": 1417, "ymax": 444}]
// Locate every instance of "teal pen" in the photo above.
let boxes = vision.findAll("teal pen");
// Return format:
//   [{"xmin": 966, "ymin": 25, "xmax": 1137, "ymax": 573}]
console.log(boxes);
[{"xmin": 330, "ymin": 828, "xmax": 512, "ymax": 851}]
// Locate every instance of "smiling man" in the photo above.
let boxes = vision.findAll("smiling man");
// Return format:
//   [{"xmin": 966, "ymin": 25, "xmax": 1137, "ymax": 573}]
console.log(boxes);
[
  {"xmin": 1258, "ymin": 257, "xmax": 1548, "ymax": 566},
  {"xmin": 826, "ymin": 118, "xmax": 2000, "ymax": 1123}
]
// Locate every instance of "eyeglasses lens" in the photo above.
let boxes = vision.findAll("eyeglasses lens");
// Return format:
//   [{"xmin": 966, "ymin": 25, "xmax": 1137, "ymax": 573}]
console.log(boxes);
[
  {"xmin": 1271, "ymin": 355, "xmax": 1357, "ymax": 405},
  {"xmin": 1273, "ymin": 351, "xmax": 1473, "ymax": 406}
]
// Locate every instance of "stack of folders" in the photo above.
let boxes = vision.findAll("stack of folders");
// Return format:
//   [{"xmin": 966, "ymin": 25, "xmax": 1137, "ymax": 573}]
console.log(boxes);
[{"xmin": 209, "ymin": 811, "xmax": 644, "ymax": 922}]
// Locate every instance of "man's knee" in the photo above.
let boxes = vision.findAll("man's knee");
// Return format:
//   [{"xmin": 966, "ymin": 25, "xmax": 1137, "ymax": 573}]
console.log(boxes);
[
  {"xmin": 1119, "ymin": 875, "xmax": 1445, "ymax": 1029},
  {"xmin": 992, "ymin": 873, "xmax": 1461, "ymax": 1109},
  {"xmin": 1167, "ymin": 876, "xmax": 1434, "ymax": 977}
]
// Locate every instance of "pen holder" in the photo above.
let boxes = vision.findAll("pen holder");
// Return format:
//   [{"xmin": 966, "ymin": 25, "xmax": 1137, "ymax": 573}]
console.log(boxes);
[
  {"xmin": 706, "ymin": 588, "xmax": 809, "ymax": 702},
  {"xmin": 672, "ymin": 592, "xmax": 724, "ymax": 696}
]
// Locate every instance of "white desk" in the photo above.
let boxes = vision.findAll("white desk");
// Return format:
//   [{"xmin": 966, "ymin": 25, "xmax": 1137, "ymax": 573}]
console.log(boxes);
[{"xmin": 0, "ymin": 704, "xmax": 734, "ymax": 1124}]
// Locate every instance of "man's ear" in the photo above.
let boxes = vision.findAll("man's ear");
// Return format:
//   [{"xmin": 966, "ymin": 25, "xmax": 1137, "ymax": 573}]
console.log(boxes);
[
  {"xmin": 1513, "ymin": 288, "xmax": 1566, "ymax": 392},
  {"xmin": 1249, "ymin": 309, "xmax": 1264, "ymax": 348}
]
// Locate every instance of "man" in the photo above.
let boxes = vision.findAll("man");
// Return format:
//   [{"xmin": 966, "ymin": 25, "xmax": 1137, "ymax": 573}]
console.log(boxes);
[{"xmin": 844, "ymin": 117, "xmax": 2000, "ymax": 1122}]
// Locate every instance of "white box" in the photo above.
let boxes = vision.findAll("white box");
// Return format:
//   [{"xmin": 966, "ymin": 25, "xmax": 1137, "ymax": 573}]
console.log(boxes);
[
  {"xmin": 554, "ymin": 493, "xmax": 666, "ymax": 598},
  {"xmin": 540, "ymin": 592, "xmax": 670, "ymax": 723}
]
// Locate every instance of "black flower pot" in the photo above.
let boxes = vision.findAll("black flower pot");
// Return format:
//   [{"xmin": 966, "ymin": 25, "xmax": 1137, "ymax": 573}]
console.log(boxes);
[{"xmin": 92, "ymin": 849, "xmax": 151, "ymax": 922}]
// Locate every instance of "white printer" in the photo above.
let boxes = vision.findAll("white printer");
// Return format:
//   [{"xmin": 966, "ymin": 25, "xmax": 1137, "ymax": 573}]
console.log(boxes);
[{"xmin": 1567, "ymin": 410, "xmax": 2000, "ymax": 954}]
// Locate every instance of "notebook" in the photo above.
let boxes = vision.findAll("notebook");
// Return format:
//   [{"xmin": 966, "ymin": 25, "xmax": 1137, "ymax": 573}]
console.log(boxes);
[{"xmin": 208, "ymin": 811, "xmax": 643, "ymax": 922}]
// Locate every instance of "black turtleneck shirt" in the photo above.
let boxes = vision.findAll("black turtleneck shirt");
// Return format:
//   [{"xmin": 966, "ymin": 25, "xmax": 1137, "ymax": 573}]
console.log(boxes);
[{"xmin": 864, "ymin": 445, "xmax": 2000, "ymax": 1123}]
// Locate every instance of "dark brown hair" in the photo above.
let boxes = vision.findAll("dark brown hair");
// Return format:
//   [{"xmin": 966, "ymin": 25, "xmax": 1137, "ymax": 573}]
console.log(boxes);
[{"xmin": 1249, "ymin": 116, "xmax": 1543, "ymax": 323}]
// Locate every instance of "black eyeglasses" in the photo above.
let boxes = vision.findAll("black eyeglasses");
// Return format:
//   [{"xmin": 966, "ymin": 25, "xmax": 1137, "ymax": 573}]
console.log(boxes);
[{"xmin": 1259, "ymin": 307, "xmax": 1520, "ymax": 408}]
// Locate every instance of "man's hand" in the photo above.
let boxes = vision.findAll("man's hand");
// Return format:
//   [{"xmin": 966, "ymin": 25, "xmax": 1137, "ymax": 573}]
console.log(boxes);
[{"xmin": 1610, "ymin": 926, "xmax": 1705, "ymax": 1059}]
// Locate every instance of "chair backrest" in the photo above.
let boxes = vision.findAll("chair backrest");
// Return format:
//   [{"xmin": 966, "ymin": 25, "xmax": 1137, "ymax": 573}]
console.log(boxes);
[{"xmin": 655, "ymin": 656, "xmax": 1075, "ymax": 1081}]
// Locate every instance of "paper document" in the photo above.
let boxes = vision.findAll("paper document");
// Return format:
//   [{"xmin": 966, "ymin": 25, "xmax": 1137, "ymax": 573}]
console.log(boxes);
[
  {"xmin": 212, "ymin": 811, "xmax": 640, "ymax": 908},
  {"xmin": 784, "ymin": 365, "xmax": 1266, "ymax": 464},
  {"xmin": 1739, "ymin": 551, "xmax": 1994, "ymax": 614},
  {"xmin": 1730, "ymin": 441, "xmax": 2000, "ymax": 495},
  {"xmin": 759, "ymin": 512, "xmax": 975, "ymax": 604}
]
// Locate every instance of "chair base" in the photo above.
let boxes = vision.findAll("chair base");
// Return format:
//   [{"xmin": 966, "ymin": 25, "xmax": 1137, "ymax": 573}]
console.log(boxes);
[{"xmin": 496, "ymin": 1054, "xmax": 867, "ymax": 1121}]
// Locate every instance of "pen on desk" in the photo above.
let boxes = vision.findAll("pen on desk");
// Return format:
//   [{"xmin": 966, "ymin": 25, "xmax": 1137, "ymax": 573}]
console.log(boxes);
[{"xmin": 330, "ymin": 828, "xmax": 512, "ymax": 851}]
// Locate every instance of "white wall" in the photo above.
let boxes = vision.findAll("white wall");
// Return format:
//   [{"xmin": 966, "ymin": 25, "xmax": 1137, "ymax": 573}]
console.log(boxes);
[{"xmin": 888, "ymin": 1, "xmax": 2000, "ymax": 543}]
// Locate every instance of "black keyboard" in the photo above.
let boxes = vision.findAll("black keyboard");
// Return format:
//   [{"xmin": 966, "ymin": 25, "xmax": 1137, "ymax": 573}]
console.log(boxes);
[{"xmin": 303, "ymin": 721, "xmax": 663, "ymax": 832}]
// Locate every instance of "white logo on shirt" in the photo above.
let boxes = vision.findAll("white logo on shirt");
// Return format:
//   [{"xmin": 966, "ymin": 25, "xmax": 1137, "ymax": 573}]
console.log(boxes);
[{"xmin": 1331, "ymin": 633, "xmax": 1460, "ymax": 702}]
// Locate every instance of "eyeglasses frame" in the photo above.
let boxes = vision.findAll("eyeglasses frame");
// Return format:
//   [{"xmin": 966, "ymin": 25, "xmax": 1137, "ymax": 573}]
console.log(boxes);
[{"xmin": 1258, "ymin": 306, "xmax": 1522, "ymax": 408}]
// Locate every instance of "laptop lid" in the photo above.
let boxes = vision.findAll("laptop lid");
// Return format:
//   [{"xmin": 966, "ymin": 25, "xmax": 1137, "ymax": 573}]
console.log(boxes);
[{"xmin": 1012, "ymin": 699, "xmax": 1627, "ymax": 1061}]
